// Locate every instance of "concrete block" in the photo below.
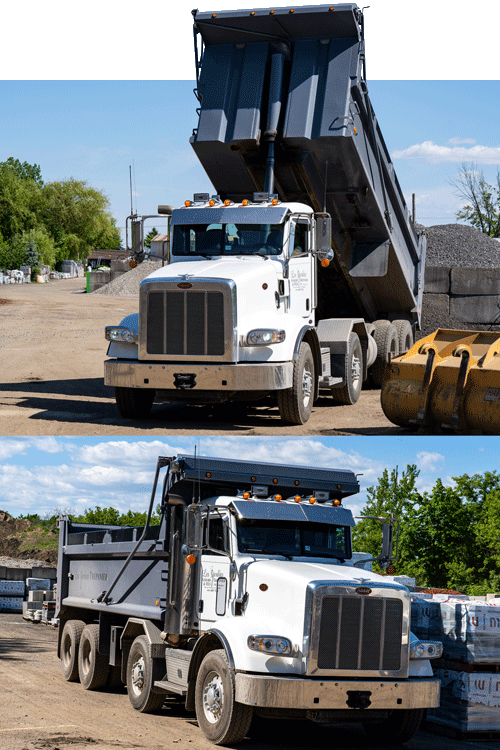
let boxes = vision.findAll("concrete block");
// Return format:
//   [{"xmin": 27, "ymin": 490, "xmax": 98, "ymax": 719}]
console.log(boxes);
[
  {"xmin": 28, "ymin": 590, "xmax": 45, "ymax": 602},
  {"xmin": 23, "ymin": 601, "xmax": 43, "ymax": 614},
  {"xmin": 452, "ymin": 267, "xmax": 500, "ymax": 296},
  {"xmin": 110, "ymin": 259, "xmax": 130, "ymax": 273},
  {"xmin": 1, "ymin": 567, "xmax": 29, "ymax": 582},
  {"xmin": 423, "ymin": 293, "xmax": 450, "ymax": 315},
  {"xmin": 425, "ymin": 266, "xmax": 451, "ymax": 294},
  {"xmin": 87, "ymin": 270, "xmax": 111, "ymax": 292},
  {"xmin": 450, "ymin": 295, "xmax": 500, "ymax": 324},
  {"xmin": 0, "ymin": 597, "xmax": 23, "ymax": 611},
  {"xmin": 31, "ymin": 568, "xmax": 57, "ymax": 580}
]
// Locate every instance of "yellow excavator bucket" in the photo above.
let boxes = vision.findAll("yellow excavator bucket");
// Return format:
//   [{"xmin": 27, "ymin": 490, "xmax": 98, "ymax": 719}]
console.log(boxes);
[{"xmin": 380, "ymin": 329, "xmax": 500, "ymax": 433}]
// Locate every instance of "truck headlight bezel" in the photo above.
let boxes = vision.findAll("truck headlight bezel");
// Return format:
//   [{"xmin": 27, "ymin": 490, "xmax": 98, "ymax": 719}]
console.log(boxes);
[
  {"xmin": 409, "ymin": 640, "xmax": 443, "ymax": 659},
  {"xmin": 246, "ymin": 329, "xmax": 286, "ymax": 346},
  {"xmin": 247, "ymin": 635, "xmax": 292, "ymax": 655},
  {"xmin": 105, "ymin": 326, "xmax": 138, "ymax": 344}
]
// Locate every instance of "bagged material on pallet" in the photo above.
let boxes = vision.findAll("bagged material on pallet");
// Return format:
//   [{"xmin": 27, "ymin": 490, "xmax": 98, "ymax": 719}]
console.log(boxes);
[
  {"xmin": 411, "ymin": 598, "xmax": 500, "ymax": 663},
  {"xmin": 0, "ymin": 597, "xmax": 23, "ymax": 611},
  {"xmin": 0, "ymin": 580, "xmax": 25, "ymax": 596},
  {"xmin": 429, "ymin": 669, "xmax": 500, "ymax": 732}
]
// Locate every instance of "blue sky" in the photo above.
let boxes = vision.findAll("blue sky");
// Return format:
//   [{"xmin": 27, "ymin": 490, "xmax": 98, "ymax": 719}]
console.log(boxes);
[
  {"xmin": 1, "ymin": 436, "xmax": 498, "ymax": 520},
  {"xmin": 1, "ymin": 79, "xmax": 499, "ymax": 241}
]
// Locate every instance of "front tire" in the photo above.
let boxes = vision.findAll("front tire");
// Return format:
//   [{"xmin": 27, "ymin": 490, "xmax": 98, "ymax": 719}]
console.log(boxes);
[
  {"xmin": 363, "ymin": 708, "xmax": 424, "ymax": 744},
  {"xmin": 370, "ymin": 320, "xmax": 398, "ymax": 388},
  {"xmin": 195, "ymin": 649, "xmax": 253, "ymax": 745},
  {"xmin": 277, "ymin": 342, "xmax": 315, "ymax": 425},
  {"xmin": 126, "ymin": 635, "xmax": 165, "ymax": 713},
  {"xmin": 115, "ymin": 386, "xmax": 155, "ymax": 419}
]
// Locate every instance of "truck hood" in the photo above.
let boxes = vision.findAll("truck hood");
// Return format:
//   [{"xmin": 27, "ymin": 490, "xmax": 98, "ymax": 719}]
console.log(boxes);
[{"xmin": 142, "ymin": 256, "xmax": 282, "ymax": 286}]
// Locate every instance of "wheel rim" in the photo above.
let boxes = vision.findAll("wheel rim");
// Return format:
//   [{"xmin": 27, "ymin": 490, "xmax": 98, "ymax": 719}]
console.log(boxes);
[
  {"xmin": 351, "ymin": 353, "xmax": 361, "ymax": 390},
  {"xmin": 202, "ymin": 670, "xmax": 224, "ymax": 724},
  {"xmin": 131, "ymin": 653, "xmax": 145, "ymax": 697},
  {"xmin": 301, "ymin": 362, "xmax": 313, "ymax": 407},
  {"xmin": 80, "ymin": 638, "xmax": 91, "ymax": 677}
]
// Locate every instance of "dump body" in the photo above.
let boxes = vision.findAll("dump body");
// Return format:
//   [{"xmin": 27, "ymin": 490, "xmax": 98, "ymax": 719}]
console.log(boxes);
[{"xmin": 191, "ymin": 4, "xmax": 426, "ymax": 324}]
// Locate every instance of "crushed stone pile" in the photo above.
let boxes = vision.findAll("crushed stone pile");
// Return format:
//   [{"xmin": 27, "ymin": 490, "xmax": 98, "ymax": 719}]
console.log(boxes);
[
  {"xmin": 92, "ymin": 260, "xmax": 162, "ymax": 297},
  {"xmin": 418, "ymin": 223, "xmax": 500, "ymax": 268}
]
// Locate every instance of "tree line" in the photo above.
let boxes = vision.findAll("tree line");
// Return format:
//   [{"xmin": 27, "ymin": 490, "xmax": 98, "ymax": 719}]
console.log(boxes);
[
  {"xmin": 353, "ymin": 466, "xmax": 500, "ymax": 595},
  {"xmin": 0, "ymin": 157, "xmax": 121, "ymax": 272}
]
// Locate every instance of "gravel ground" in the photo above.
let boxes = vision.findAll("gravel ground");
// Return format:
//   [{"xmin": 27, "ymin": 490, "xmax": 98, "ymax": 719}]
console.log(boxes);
[{"xmin": 92, "ymin": 259, "xmax": 162, "ymax": 296}]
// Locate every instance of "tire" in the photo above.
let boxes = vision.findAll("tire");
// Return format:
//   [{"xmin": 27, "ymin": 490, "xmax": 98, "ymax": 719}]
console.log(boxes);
[
  {"xmin": 331, "ymin": 332, "xmax": 363, "ymax": 405},
  {"xmin": 78, "ymin": 624, "xmax": 110, "ymax": 690},
  {"xmin": 277, "ymin": 342, "xmax": 315, "ymax": 425},
  {"xmin": 126, "ymin": 635, "xmax": 165, "ymax": 713},
  {"xmin": 394, "ymin": 319, "xmax": 414, "ymax": 355},
  {"xmin": 60, "ymin": 619, "xmax": 85, "ymax": 682},
  {"xmin": 115, "ymin": 387, "xmax": 155, "ymax": 419},
  {"xmin": 195, "ymin": 649, "xmax": 253, "ymax": 745},
  {"xmin": 370, "ymin": 320, "xmax": 398, "ymax": 388},
  {"xmin": 363, "ymin": 708, "xmax": 424, "ymax": 745}
]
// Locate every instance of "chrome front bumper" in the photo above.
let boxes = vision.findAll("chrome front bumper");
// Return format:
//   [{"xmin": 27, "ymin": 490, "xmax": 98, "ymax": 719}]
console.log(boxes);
[
  {"xmin": 234, "ymin": 674, "xmax": 440, "ymax": 710},
  {"xmin": 104, "ymin": 359, "xmax": 293, "ymax": 391}
]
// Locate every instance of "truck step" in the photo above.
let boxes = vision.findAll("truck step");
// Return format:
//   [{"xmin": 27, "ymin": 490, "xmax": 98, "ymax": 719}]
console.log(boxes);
[{"xmin": 154, "ymin": 680, "xmax": 187, "ymax": 696}]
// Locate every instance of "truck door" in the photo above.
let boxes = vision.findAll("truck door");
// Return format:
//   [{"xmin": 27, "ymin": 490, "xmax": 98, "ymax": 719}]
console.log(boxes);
[
  {"xmin": 287, "ymin": 218, "xmax": 315, "ymax": 318},
  {"xmin": 198, "ymin": 510, "xmax": 231, "ymax": 625}
]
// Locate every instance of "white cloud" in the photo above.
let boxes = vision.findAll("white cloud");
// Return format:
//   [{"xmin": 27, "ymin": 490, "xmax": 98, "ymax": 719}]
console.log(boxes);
[
  {"xmin": 30, "ymin": 437, "xmax": 65, "ymax": 454},
  {"xmin": 416, "ymin": 451, "xmax": 445, "ymax": 472},
  {"xmin": 0, "ymin": 439, "xmax": 30, "ymax": 460},
  {"xmin": 392, "ymin": 141, "xmax": 500, "ymax": 165},
  {"xmin": 448, "ymin": 137, "xmax": 477, "ymax": 145}
]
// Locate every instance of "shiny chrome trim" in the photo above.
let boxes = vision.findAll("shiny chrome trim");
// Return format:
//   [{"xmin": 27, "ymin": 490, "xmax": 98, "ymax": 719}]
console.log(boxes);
[
  {"xmin": 139, "ymin": 277, "xmax": 237, "ymax": 362},
  {"xmin": 234, "ymin": 674, "xmax": 440, "ymax": 710},
  {"xmin": 303, "ymin": 581, "xmax": 410, "ymax": 679},
  {"xmin": 104, "ymin": 359, "xmax": 293, "ymax": 391}
]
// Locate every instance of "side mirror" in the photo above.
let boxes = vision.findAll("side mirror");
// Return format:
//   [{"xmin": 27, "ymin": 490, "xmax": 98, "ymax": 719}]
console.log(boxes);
[{"xmin": 314, "ymin": 213, "xmax": 334, "ymax": 262}]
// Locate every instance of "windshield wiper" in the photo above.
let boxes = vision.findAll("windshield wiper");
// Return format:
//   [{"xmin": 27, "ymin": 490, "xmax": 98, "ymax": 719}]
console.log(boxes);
[{"xmin": 245, "ymin": 548, "xmax": 294, "ymax": 560}]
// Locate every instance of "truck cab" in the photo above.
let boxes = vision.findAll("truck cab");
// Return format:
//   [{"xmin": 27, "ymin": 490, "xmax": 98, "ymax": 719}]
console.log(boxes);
[{"xmin": 56, "ymin": 455, "xmax": 441, "ymax": 746}]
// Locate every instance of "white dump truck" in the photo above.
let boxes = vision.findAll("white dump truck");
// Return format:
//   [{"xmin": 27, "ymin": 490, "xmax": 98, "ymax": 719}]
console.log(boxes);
[
  {"xmin": 104, "ymin": 4, "xmax": 425, "ymax": 424},
  {"xmin": 56, "ymin": 455, "xmax": 441, "ymax": 745}
]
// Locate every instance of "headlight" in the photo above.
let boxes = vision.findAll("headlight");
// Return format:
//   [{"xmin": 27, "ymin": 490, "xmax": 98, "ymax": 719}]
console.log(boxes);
[
  {"xmin": 246, "ymin": 329, "xmax": 286, "ymax": 346},
  {"xmin": 410, "ymin": 640, "xmax": 443, "ymax": 659},
  {"xmin": 105, "ymin": 326, "xmax": 138, "ymax": 343},
  {"xmin": 247, "ymin": 635, "xmax": 292, "ymax": 655}
]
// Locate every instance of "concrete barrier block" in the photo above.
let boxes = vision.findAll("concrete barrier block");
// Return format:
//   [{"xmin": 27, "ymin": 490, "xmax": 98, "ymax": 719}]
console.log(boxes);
[
  {"xmin": 26, "ymin": 577, "xmax": 52, "ymax": 589},
  {"xmin": 87, "ymin": 270, "xmax": 111, "ymax": 292},
  {"xmin": 110, "ymin": 259, "xmax": 130, "ymax": 273},
  {"xmin": 450, "ymin": 295, "xmax": 500, "ymax": 324},
  {"xmin": 28, "ymin": 590, "xmax": 45, "ymax": 602},
  {"xmin": 31, "ymin": 567, "xmax": 57, "ymax": 580},
  {"xmin": 452, "ymin": 267, "xmax": 500, "ymax": 295},
  {"xmin": 1, "ymin": 567, "xmax": 29, "ymax": 582},
  {"xmin": 425, "ymin": 266, "xmax": 451, "ymax": 294},
  {"xmin": 0, "ymin": 580, "xmax": 25, "ymax": 596}
]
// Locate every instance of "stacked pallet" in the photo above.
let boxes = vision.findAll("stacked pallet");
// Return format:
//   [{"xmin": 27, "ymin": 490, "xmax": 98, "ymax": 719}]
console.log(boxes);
[
  {"xmin": 22, "ymin": 578, "xmax": 56, "ymax": 624},
  {"xmin": 0, "ymin": 579, "xmax": 25, "ymax": 611},
  {"xmin": 412, "ymin": 596, "xmax": 500, "ymax": 732}
]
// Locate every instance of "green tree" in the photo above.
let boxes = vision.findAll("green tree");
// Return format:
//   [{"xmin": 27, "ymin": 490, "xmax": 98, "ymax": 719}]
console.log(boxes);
[
  {"xmin": 144, "ymin": 227, "xmax": 159, "ymax": 248},
  {"xmin": 352, "ymin": 465, "xmax": 421, "ymax": 572},
  {"xmin": 0, "ymin": 163, "xmax": 39, "ymax": 241},
  {"xmin": 38, "ymin": 178, "xmax": 121, "ymax": 259},
  {"xmin": 451, "ymin": 163, "xmax": 500, "ymax": 237},
  {"xmin": 1, "ymin": 157, "xmax": 43, "ymax": 186}
]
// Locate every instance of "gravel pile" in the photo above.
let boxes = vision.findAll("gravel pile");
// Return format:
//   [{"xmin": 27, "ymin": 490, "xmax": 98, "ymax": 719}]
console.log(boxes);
[
  {"xmin": 92, "ymin": 260, "xmax": 163, "ymax": 297},
  {"xmin": 418, "ymin": 223, "xmax": 500, "ymax": 267}
]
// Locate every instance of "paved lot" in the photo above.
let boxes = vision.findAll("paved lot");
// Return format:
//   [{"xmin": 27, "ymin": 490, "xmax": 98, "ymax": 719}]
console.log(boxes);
[{"xmin": 1, "ymin": 613, "xmax": 499, "ymax": 750}]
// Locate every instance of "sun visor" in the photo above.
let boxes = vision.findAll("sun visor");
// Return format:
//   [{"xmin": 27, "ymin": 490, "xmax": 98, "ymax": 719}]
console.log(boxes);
[
  {"xmin": 230, "ymin": 500, "xmax": 355, "ymax": 526},
  {"xmin": 171, "ymin": 206, "xmax": 288, "ymax": 226}
]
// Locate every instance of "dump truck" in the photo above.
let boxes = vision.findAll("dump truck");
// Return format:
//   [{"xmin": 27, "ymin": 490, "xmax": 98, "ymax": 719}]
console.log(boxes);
[
  {"xmin": 56, "ymin": 454, "xmax": 441, "ymax": 745},
  {"xmin": 104, "ymin": 3, "xmax": 426, "ymax": 424}
]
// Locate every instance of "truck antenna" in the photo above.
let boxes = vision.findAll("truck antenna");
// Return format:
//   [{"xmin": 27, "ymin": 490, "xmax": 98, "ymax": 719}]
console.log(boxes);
[{"xmin": 129, "ymin": 165, "xmax": 134, "ymax": 217}]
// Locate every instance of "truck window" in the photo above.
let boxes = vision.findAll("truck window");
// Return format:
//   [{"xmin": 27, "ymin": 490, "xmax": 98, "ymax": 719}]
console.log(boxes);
[
  {"xmin": 172, "ymin": 223, "xmax": 284, "ymax": 257},
  {"xmin": 291, "ymin": 221, "xmax": 309, "ymax": 257},
  {"xmin": 236, "ymin": 520, "xmax": 350, "ymax": 560},
  {"xmin": 204, "ymin": 515, "xmax": 228, "ymax": 556}
]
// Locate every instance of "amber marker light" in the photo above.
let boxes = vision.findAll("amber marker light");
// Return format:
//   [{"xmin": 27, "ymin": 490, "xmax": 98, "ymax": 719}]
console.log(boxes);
[
  {"xmin": 271, "ymin": 198, "xmax": 278, "ymax": 205},
  {"xmin": 184, "ymin": 200, "xmax": 191, "ymax": 207},
  {"xmin": 242, "ymin": 199, "xmax": 249, "ymax": 206},
  {"xmin": 275, "ymin": 495, "xmax": 282, "ymax": 502},
  {"xmin": 206, "ymin": 472, "xmax": 211, "ymax": 478},
  {"xmin": 224, "ymin": 199, "xmax": 231, "ymax": 206},
  {"xmin": 155, "ymin": 600, "xmax": 160, "ymax": 606},
  {"xmin": 294, "ymin": 480, "xmax": 300, "ymax": 486},
  {"xmin": 333, "ymin": 498, "xmax": 341, "ymax": 506},
  {"xmin": 186, "ymin": 555, "xmax": 196, "ymax": 565},
  {"xmin": 243, "ymin": 492, "xmax": 251, "ymax": 499},
  {"xmin": 309, "ymin": 497, "xmax": 317, "ymax": 504},
  {"xmin": 294, "ymin": 495, "xmax": 301, "ymax": 503},
  {"xmin": 321, "ymin": 258, "xmax": 330, "ymax": 267},
  {"xmin": 273, "ymin": 478, "xmax": 278, "ymax": 484},
  {"xmin": 209, "ymin": 199, "xmax": 216, "ymax": 206},
  {"xmin": 250, "ymin": 10, "xmax": 255, "ymax": 14}
]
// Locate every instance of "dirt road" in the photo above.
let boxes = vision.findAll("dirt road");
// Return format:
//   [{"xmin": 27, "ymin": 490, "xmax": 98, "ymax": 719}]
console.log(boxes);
[
  {"xmin": 1, "ymin": 613, "xmax": 498, "ymax": 750},
  {"xmin": 0, "ymin": 279, "xmax": 404, "ymax": 436}
]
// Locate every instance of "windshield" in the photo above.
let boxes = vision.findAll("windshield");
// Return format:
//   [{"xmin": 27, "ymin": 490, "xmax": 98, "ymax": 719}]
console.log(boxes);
[
  {"xmin": 172, "ymin": 223, "xmax": 284, "ymax": 257},
  {"xmin": 237, "ymin": 519, "xmax": 350, "ymax": 560}
]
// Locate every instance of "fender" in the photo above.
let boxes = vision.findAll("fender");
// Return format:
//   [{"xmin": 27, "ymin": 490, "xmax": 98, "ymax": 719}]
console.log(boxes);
[{"xmin": 185, "ymin": 629, "xmax": 235, "ymax": 711}]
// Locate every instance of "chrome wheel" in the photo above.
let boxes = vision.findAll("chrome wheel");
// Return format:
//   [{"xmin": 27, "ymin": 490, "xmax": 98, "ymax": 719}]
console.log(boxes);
[
  {"xmin": 202, "ymin": 670, "xmax": 225, "ymax": 724},
  {"xmin": 301, "ymin": 363, "xmax": 313, "ymax": 407},
  {"xmin": 130, "ymin": 653, "xmax": 145, "ymax": 697}
]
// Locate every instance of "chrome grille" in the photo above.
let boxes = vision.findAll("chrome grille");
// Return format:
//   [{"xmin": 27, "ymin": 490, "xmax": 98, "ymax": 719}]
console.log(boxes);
[
  {"xmin": 317, "ymin": 595, "xmax": 403, "ymax": 671},
  {"xmin": 146, "ymin": 290, "xmax": 225, "ymax": 356}
]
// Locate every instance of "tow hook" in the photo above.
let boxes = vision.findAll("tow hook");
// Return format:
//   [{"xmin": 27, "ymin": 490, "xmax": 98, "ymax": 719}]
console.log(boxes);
[
  {"xmin": 346, "ymin": 690, "xmax": 372, "ymax": 709},
  {"xmin": 174, "ymin": 373, "xmax": 197, "ymax": 389}
]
